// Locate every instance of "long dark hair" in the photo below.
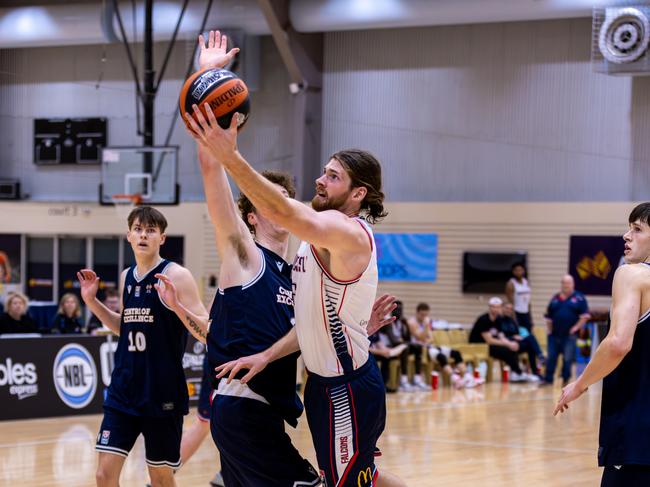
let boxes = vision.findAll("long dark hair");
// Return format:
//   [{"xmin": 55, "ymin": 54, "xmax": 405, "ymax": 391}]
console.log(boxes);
[{"xmin": 330, "ymin": 149, "xmax": 387, "ymax": 224}]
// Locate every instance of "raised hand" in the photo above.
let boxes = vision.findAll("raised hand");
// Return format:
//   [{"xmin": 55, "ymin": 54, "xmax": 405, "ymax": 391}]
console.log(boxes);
[
  {"xmin": 198, "ymin": 30, "xmax": 240, "ymax": 71},
  {"xmin": 184, "ymin": 103, "xmax": 239, "ymax": 164},
  {"xmin": 367, "ymin": 294, "xmax": 397, "ymax": 336},
  {"xmin": 154, "ymin": 273, "xmax": 180, "ymax": 310},
  {"xmin": 77, "ymin": 269, "xmax": 100, "ymax": 304}
]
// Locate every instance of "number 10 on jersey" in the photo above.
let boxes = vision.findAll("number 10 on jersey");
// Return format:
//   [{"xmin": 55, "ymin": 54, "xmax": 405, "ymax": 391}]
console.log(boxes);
[{"xmin": 128, "ymin": 331, "xmax": 147, "ymax": 352}]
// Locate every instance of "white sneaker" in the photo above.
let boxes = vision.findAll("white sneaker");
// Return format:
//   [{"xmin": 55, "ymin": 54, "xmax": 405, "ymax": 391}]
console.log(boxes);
[
  {"xmin": 526, "ymin": 374, "xmax": 541, "ymax": 383},
  {"xmin": 398, "ymin": 382, "xmax": 416, "ymax": 392},
  {"xmin": 413, "ymin": 375, "xmax": 429, "ymax": 391},
  {"xmin": 509, "ymin": 372, "xmax": 527, "ymax": 382}
]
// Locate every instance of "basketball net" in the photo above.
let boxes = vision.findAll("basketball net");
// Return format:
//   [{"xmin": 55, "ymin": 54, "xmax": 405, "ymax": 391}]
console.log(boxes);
[{"xmin": 111, "ymin": 193, "xmax": 142, "ymax": 223}]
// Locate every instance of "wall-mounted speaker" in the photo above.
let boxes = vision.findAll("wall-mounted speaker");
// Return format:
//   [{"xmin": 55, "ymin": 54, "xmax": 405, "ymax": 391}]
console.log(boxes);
[{"xmin": 0, "ymin": 180, "xmax": 20, "ymax": 200}]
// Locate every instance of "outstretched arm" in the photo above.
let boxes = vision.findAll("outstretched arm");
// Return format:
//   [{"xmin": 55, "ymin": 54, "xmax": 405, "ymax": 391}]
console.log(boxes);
[
  {"xmin": 195, "ymin": 141, "xmax": 260, "ymax": 287},
  {"xmin": 554, "ymin": 265, "xmax": 642, "ymax": 415},
  {"xmin": 215, "ymin": 327, "xmax": 299, "ymax": 384},
  {"xmin": 189, "ymin": 31, "xmax": 260, "ymax": 289},
  {"xmin": 186, "ymin": 109, "xmax": 370, "ymax": 255}
]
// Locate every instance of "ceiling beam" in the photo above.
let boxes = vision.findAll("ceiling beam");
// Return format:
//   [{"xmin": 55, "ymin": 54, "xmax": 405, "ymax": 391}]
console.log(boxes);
[{"xmin": 256, "ymin": 0, "xmax": 323, "ymax": 200}]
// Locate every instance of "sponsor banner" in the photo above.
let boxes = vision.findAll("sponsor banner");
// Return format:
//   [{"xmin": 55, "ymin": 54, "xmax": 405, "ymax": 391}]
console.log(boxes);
[
  {"xmin": 374, "ymin": 233, "xmax": 437, "ymax": 282},
  {"xmin": 569, "ymin": 236, "xmax": 625, "ymax": 296},
  {"xmin": 0, "ymin": 336, "xmax": 104, "ymax": 420},
  {"xmin": 1, "ymin": 334, "xmax": 205, "ymax": 421}
]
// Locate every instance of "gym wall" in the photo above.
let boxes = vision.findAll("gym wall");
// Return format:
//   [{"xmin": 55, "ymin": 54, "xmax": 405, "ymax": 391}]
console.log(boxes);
[
  {"xmin": 0, "ymin": 37, "xmax": 294, "ymax": 201},
  {"xmin": 322, "ymin": 18, "xmax": 650, "ymax": 202},
  {"xmin": 375, "ymin": 201, "xmax": 628, "ymax": 325},
  {"xmin": 2, "ymin": 18, "xmax": 650, "ymax": 203}
]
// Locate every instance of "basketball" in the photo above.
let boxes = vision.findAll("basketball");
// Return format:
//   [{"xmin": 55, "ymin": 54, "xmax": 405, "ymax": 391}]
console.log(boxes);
[{"xmin": 179, "ymin": 68, "xmax": 250, "ymax": 131}]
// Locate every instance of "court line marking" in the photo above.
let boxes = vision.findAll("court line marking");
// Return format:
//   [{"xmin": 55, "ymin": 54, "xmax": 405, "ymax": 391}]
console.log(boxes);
[
  {"xmin": 388, "ymin": 391, "xmax": 561, "ymax": 414},
  {"xmin": 0, "ymin": 437, "xmax": 96, "ymax": 449},
  {"xmin": 392, "ymin": 434, "xmax": 594, "ymax": 455}
]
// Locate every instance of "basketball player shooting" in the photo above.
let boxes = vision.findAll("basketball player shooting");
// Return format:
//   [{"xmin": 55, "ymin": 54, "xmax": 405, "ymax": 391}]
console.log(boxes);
[
  {"xmin": 554, "ymin": 203, "xmax": 650, "ymax": 486},
  {"xmin": 185, "ymin": 104, "xmax": 406, "ymax": 486}
]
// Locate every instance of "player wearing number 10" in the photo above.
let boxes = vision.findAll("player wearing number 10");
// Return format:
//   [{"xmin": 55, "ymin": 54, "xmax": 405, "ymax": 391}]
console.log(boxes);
[{"xmin": 77, "ymin": 206, "xmax": 208, "ymax": 487}]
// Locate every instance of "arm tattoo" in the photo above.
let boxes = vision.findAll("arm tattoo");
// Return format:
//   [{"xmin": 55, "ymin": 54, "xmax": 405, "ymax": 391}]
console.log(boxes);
[{"xmin": 185, "ymin": 314, "xmax": 207, "ymax": 339}]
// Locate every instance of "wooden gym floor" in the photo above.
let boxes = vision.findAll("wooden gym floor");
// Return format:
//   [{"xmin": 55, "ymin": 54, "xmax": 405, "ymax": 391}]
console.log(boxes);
[{"xmin": 0, "ymin": 382, "xmax": 602, "ymax": 486}]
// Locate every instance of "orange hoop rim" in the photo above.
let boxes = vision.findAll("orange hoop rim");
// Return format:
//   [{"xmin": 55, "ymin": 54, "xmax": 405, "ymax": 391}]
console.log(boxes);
[{"xmin": 111, "ymin": 193, "xmax": 143, "ymax": 205}]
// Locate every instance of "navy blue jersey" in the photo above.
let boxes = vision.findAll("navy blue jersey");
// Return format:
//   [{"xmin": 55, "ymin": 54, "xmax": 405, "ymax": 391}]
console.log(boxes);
[
  {"xmin": 207, "ymin": 244, "xmax": 302, "ymax": 426},
  {"xmin": 105, "ymin": 259, "xmax": 189, "ymax": 417},
  {"xmin": 599, "ymin": 293, "xmax": 650, "ymax": 466}
]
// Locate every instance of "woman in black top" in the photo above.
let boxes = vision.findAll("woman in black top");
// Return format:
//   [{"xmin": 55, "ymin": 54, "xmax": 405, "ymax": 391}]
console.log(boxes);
[
  {"xmin": 50, "ymin": 293, "xmax": 83, "ymax": 334},
  {"xmin": 0, "ymin": 292, "xmax": 37, "ymax": 334}
]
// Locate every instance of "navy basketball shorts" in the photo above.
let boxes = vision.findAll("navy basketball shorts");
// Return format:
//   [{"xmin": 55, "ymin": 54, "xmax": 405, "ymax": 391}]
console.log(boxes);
[
  {"xmin": 197, "ymin": 362, "xmax": 212, "ymax": 422},
  {"xmin": 601, "ymin": 465, "xmax": 650, "ymax": 487},
  {"xmin": 210, "ymin": 394, "xmax": 320, "ymax": 487},
  {"xmin": 304, "ymin": 358, "xmax": 387, "ymax": 487},
  {"xmin": 95, "ymin": 407, "xmax": 183, "ymax": 469}
]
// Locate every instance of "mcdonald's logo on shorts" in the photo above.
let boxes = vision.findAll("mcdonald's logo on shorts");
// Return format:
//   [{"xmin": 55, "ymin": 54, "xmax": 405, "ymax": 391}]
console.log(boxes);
[{"xmin": 357, "ymin": 467, "xmax": 373, "ymax": 486}]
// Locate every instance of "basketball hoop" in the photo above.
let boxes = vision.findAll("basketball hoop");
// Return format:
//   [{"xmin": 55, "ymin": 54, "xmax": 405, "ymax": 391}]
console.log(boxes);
[{"xmin": 111, "ymin": 193, "xmax": 142, "ymax": 222}]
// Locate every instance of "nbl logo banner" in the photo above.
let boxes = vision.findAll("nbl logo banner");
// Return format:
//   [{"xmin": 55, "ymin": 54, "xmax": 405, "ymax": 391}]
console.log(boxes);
[
  {"xmin": 53, "ymin": 343, "xmax": 98, "ymax": 409},
  {"xmin": 0, "ymin": 335, "xmax": 201, "ymax": 420},
  {"xmin": 0, "ymin": 336, "xmax": 105, "ymax": 420}
]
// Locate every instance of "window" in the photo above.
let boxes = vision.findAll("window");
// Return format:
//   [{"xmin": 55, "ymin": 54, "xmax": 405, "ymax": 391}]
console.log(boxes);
[
  {"xmin": 27, "ymin": 237, "xmax": 54, "ymax": 301},
  {"xmin": 58, "ymin": 237, "xmax": 86, "ymax": 300},
  {"xmin": 93, "ymin": 238, "xmax": 120, "ymax": 299}
]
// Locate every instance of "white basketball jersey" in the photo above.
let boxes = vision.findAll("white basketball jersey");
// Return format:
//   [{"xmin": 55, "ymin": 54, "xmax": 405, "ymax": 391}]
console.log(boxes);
[
  {"xmin": 291, "ymin": 219, "xmax": 377, "ymax": 377},
  {"xmin": 510, "ymin": 277, "xmax": 531, "ymax": 314}
]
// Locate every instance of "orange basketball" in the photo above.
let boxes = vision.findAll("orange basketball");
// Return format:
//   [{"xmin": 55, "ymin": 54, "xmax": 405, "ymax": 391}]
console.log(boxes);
[{"xmin": 179, "ymin": 68, "xmax": 250, "ymax": 131}]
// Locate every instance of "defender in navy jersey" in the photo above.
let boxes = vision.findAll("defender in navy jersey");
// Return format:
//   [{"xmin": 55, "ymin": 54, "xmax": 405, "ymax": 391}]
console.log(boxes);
[
  {"xmin": 197, "ymin": 99, "xmax": 406, "ymax": 485},
  {"xmin": 176, "ymin": 30, "xmax": 322, "ymax": 486},
  {"xmin": 555, "ymin": 202, "xmax": 650, "ymax": 486},
  {"xmin": 77, "ymin": 206, "xmax": 208, "ymax": 487}
]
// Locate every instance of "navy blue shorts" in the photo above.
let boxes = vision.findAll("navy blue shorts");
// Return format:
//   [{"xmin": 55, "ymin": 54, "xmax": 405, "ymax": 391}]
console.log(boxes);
[
  {"xmin": 601, "ymin": 465, "xmax": 650, "ymax": 487},
  {"xmin": 304, "ymin": 359, "xmax": 386, "ymax": 487},
  {"xmin": 95, "ymin": 407, "xmax": 183, "ymax": 469},
  {"xmin": 197, "ymin": 357, "xmax": 212, "ymax": 422},
  {"xmin": 210, "ymin": 394, "xmax": 320, "ymax": 487}
]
